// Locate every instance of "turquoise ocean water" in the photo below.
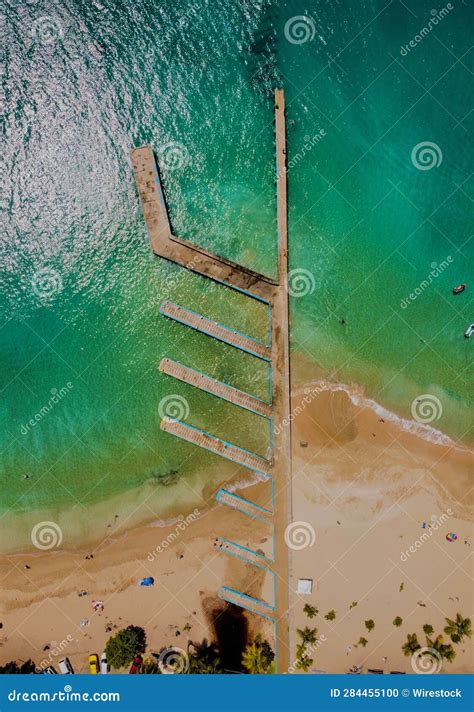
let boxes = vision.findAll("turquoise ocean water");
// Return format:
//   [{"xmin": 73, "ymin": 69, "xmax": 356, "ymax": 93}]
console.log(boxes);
[{"xmin": 1, "ymin": 0, "xmax": 472, "ymax": 540}]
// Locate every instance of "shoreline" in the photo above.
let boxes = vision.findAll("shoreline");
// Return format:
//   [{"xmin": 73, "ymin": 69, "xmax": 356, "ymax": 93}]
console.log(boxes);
[
  {"xmin": 1, "ymin": 371, "xmax": 472, "ymax": 672},
  {"xmin": 1, "ymin": 373, "xmax": 472, "ymax": 557}
]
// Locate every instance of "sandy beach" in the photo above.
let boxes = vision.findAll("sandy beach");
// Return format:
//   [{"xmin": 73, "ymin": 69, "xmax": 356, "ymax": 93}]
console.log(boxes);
[{"xmin": 1, "ymin": 365, "xmax": 472, "ymax": 674}]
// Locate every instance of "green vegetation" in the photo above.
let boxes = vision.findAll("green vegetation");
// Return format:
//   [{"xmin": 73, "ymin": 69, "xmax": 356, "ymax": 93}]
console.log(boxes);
[
  {"xmin": 105, "ymin": 626, "xmax": 146, "ymax": 669},
  {"xmin": 349, "ymin": 601, "xmax": 358, "ymax": 609},
  {"xmin": 365, "ymin": 619, "xmax": 375, "ymax": 632},
  {"xmin": 295, "ymin": 654, "xmax": 313, "ymax": 672},
  {"xmin": 423, "ymin": 624, "xmax": 434, "ymax": 636},
  {"xmin": 242, "ymin": 635, "xmax": 274, "ymax": 674},
  {"xmin": 324, "ymin": 610, "xmax": 336, "ymax": 621},
  {"xmin": 427, "ymin": 635, "xmax": 456, "ymax": 663},
  {"xmin": 402, "ymin": 633, "xmax": 421, "ymax": 656},
  {"xmin": 399, "ymin": 582, "xmax": 404, "ymax": 592},
  {"xmin": 189, "ymin": 640, "xmax": 222, "ymax": 674},
  {"xmin": 303, "ymin": 603, "xmax": 318, "ymax": 619},
  {"xmin": 138, "ymin": 658, "xmax": 161, "ymax": 674},
  {"xmin": 297, "ymin": 626, "xmax": 318, "ymax": 646},
  {"xmin": 444, "ymin": 614, "xmax": 472, "ymax": 644},
  {"xmin": 0, "ymin": 660, "xmax": 36, "ymax": 674},
  {"xmin": 393, "ymin": 616, "xmax": 403, "ymax": 627},
  {"xmin": 358, "ymin": 637, "xmax": 368, "ymax": 648}
]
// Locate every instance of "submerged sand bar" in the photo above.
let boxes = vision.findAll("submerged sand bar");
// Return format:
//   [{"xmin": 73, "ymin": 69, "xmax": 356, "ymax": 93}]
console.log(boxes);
[{"xmin": 132, "ymin": 88, "xmax": 291, "ymax": 671}]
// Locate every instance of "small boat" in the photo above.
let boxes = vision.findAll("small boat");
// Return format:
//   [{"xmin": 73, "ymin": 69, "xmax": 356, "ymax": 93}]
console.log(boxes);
[
  {"xmin": 464, "ymin": 324, "xmax": 474, "ymax": 339},
  {"xmin": 453, "ymin": 284, "xmax": 466, "ymax": 294}
]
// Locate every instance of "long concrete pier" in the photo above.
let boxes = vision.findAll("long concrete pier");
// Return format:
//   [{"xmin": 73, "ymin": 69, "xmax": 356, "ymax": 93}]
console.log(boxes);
[
  {"xmin": 132, "ymin": 88, "xmax": 291, "ymax": 671},
  {"xmin": 159, "ymin": 358, "xmax": 271, "ymax": 417}
]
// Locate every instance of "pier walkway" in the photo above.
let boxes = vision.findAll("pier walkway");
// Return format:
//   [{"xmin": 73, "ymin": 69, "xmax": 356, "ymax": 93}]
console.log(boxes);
[
  {"xmin": 159, "ymin": 301, "xmax": 271, "ymax": 361},
  {"xmin": 132, "ymin": 88, "xmax": 291, "ymax": 671}
]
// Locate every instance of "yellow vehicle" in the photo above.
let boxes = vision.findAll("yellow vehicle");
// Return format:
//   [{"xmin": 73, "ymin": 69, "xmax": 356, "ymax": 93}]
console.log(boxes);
[{"xmin": 88, "ymin": 654, "xmax": 100, "ymax": 674}]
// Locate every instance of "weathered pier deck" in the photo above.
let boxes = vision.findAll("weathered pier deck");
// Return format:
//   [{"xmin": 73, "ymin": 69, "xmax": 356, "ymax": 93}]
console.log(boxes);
[
  {"xmin": 132, "ymin": 88, "xmax": 291, "ymax": 671},
  {"xmin": 159, "ymin": 301, "xmax": 271, "ymax": 361},
  {"xmin": 160, "ymin": 418, "xmax": 271, "ymax": 475},
  {"xmin": 159, "ymin": 358, "xmax": 271, "ymax": 417}
]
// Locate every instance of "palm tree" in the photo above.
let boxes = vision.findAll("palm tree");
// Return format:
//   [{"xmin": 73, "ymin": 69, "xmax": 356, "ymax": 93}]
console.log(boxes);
[
  {"xmin": 426, "ymin": 635, "xmax": 456, "ymax": 664},
  {"xmin": 241, "ymin": 635, "xmax": 275, "ymax": 674},
  {"xmin": 358, "ymin": 637, "xmax": 368, "ymax": 647},
  {"xmin": 444, "ymin": 614, "xmax": 472, "ymax": 644},
  {"xmin": 295, "ymin": 654, "xmax": 313, "ymax": 672},
  {"xmin": 297, "ymin": 626, "xmax": 318, "ymax": 646},
  {"xmin": 365, "ymin": 619, "xmax": 375, "ymax": 632},
  {"xmin": 402, "ymin": 633, "xmax": 421, "ymax": 657},
  {"xmin": 393, "ymin": 616, "xmax": 403, "ymax": 627},
  {"xmin": 423, "ymin": 624, "xmax": 434, "ymax": 636},
  {"xmin": 303, "ymin": 604, "xmax": 318, "ymax": 619},
  {"xmin": 324, "ymin": 610, "xmax": 336, "ymax": 621},
  {"xmin": 187, "ymin": 639, "xmax": 222, "ymax": 674}
]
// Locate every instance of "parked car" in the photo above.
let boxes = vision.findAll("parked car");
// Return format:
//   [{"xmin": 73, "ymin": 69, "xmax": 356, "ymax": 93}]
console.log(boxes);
[
  {"xmin": 88, "ymin": 654, "xmax": 100, "ymax": 674},
  {"xmin": 58, "ymin": 658, "xmax": 74, "ymax": 674},
  {"xmin": 43, "ymin": 666, "xmax": 57, "ymax": 674},
  {"xmin": 100, "ymin": 652, "xmax": 109, "ymax": 674},
  {"xmin": 129, "ymin": 655, "xmax": 142, "ymax": 674}
]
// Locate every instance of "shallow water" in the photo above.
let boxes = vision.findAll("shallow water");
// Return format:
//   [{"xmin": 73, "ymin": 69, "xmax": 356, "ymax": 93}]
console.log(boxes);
[{"xmin": 1, "ymin": 0, "xmax": 472, "ymax": 532}]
